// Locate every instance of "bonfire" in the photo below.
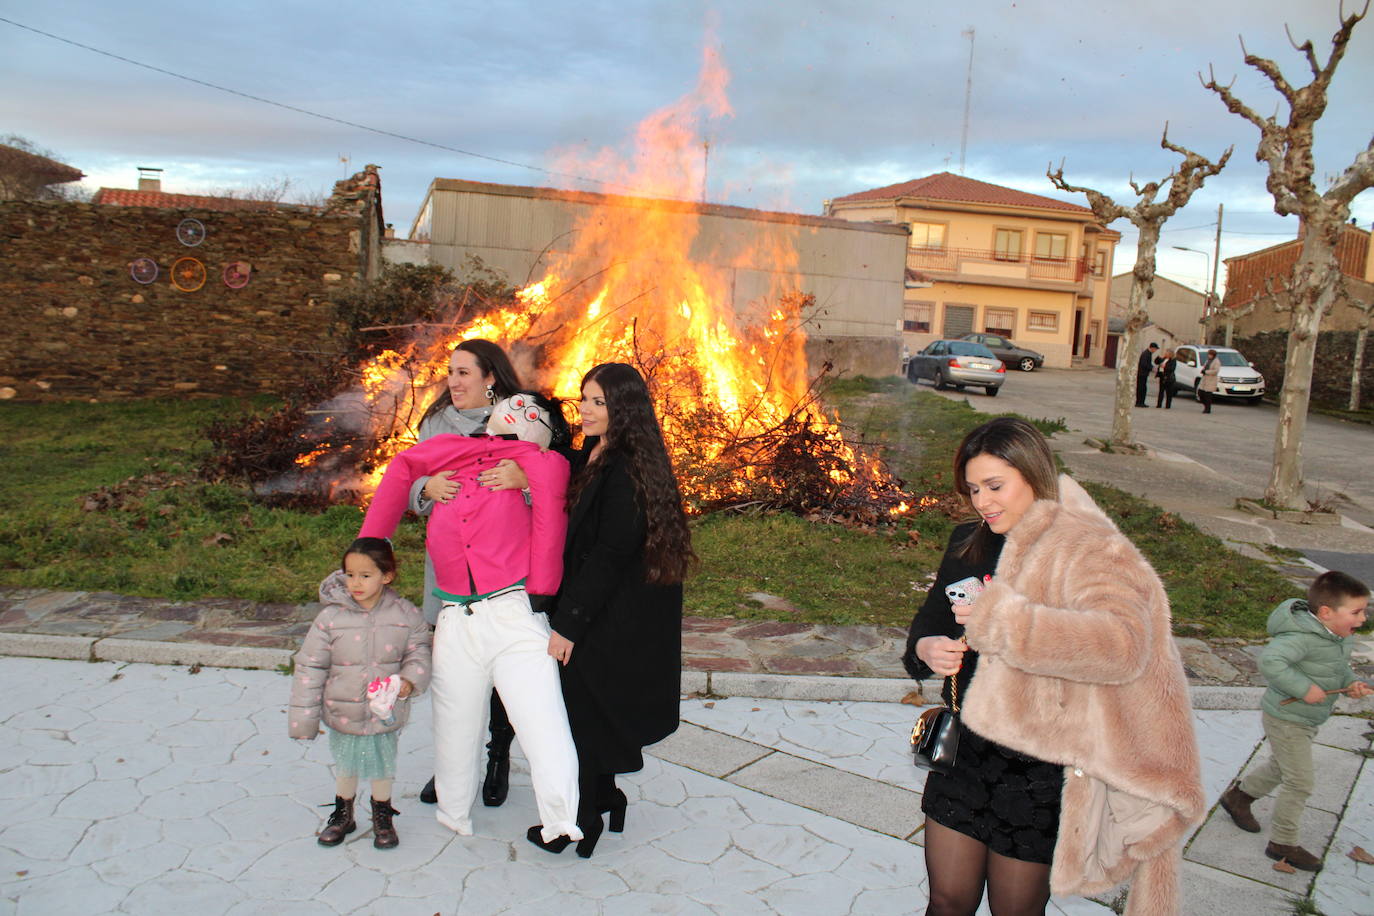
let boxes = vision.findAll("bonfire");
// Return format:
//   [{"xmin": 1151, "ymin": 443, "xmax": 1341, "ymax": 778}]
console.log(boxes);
[{"xmin": 211, "ymin": 44, "xmax": 913, "ymax": 523}]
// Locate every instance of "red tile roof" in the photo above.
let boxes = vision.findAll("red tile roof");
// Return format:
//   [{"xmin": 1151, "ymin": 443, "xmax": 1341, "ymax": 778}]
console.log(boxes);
[
  {"xmin": 91, "ymin": 188, "xmax": 284, "ymax": 211},
  {"xmin": 833, "ymin": 172, "xmax": 1090, "ymax": 214}
]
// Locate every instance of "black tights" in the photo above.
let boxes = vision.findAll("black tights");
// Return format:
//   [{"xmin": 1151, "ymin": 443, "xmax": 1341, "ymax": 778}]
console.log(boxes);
[{"xmin": 924, "ymin": 819, "xmax": 1051, "ymax": 916}]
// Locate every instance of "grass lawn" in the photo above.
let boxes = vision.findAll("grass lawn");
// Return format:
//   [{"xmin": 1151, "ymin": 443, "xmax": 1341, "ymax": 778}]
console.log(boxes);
[{"xmin": 0, "ymin": 383, "xmax": 1294, "ymax": 637}]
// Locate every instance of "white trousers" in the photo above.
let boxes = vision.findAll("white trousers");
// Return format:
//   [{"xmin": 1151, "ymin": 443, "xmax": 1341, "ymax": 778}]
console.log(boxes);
[{"xmin": 431, "ymin": 589, "xmax": 581, "ymax": 842}]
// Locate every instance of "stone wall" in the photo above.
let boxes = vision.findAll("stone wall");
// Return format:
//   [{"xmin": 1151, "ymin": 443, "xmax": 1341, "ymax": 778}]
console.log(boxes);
[
  {"xmin": 0, "ymin": 198, "xmax": 377, "ymax": 401},
  {"xmin": 1231, "ymin": 329, "xmax": 1374, "ymax": 408}
]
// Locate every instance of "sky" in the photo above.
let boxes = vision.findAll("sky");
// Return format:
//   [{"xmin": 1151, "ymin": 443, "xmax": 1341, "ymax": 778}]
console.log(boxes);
[{"xmin": 3, "ymin": 0, "xmax": 1372, "ymax": 295}]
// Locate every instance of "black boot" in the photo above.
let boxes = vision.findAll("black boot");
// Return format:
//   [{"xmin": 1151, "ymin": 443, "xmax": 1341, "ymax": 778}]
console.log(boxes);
[
  {"xmin": 317, "ymin": 795, "xmax": 356, "ymax": 846},
  {"xmin": 596, "ymin": 775, "xmax": 627, "ymax": 833},
  {"xmin": 482, "ymin": 736, "xmax": 512, "ymax": 806},
  {"xmin": 483, "ymin": 694, "xmax": 515, "ymax": 807},
  {"xmin": 371, "ymin": 798, "xmax": 399, "ymax": 849},
  {"xmin": 420, "ymin": 776, "xmax": 437, "ymax": 805}
]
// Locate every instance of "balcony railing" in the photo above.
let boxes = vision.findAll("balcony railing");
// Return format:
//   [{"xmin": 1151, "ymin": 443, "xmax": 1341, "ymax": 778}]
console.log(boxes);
[{"xmin": 907, "ymin": 246, "xmax": 1089, "ymax": 285}]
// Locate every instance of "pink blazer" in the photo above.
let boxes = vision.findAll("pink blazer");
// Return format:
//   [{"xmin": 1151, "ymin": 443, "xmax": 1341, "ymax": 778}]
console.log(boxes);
[{"xmin": 359, "ymin": 435, "xmax": 570, "ymax": 598}]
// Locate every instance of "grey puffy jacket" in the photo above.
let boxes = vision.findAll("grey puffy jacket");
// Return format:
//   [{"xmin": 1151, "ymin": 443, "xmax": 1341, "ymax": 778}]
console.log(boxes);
[{"xmin": 288, "ymin": 571, "xmax": 433, "ymax": 739}]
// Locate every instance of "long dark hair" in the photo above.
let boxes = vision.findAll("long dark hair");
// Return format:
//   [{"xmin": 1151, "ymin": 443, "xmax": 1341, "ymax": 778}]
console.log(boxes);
[
  {"xmin": 573, "ymin": 362, "xmax": 694, "ymax": 585},
  {"xmin": 953, "ymin": 417, "xmax": 1058, "ymax": 563},
  {"xmin": 420, "ymin": 339, "xmax": 522, "ymax": 425}
]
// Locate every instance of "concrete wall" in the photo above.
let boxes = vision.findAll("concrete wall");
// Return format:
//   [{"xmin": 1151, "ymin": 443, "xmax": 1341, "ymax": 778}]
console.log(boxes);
[
  {"xmin": 409, "ymin": 179, "xmax": 908, "ymax": 375},
  {"xmin": 0, "ymin": 199, "xmax": 375, "ymax": 401}
]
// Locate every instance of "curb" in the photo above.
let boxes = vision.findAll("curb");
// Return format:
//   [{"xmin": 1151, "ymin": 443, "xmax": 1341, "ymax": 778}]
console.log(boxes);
[{"xmin": 1, "ymin": 633, "xmax": 1268, "ymax": 708}]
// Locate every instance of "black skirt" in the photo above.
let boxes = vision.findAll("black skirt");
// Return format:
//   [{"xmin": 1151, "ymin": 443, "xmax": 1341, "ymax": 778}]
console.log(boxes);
[{"xmin": 921, "ymin": 720, "xmax": 1064, "ymax": 864}]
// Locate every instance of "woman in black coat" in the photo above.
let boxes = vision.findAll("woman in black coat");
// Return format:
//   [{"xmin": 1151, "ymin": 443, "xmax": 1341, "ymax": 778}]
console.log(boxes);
[{"xmin": 528, "ymin": 362, "xmax": 694, "ymax": 859}]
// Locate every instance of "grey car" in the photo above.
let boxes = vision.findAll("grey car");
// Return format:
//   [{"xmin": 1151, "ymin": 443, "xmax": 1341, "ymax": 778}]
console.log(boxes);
[
  {"xmin": 906, "ymin": 339, "xmax": 1006, "ymax": 396},
  {"xmin": 959, "ymin": 333, "xmax": 1045, "ymax": 372}
]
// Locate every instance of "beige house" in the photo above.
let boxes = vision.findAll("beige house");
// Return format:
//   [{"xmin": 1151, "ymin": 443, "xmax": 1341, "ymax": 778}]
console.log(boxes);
[
  {"xmin": 824, "ymin": 173, "xmax": 1120, "ymax": 368},
  {"xmin": 399, "ymin": 178, "xmax": 909, "ymax": 376},
  {"xmin": 1107, "ymin": 273, "xmax": 1208, "ymax": 361}
]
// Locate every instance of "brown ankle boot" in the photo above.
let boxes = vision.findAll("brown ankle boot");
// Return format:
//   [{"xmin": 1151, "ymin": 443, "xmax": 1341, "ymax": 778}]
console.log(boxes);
[
  {"xmin": 318, "ymin": 795, "xmax": 356, "ymax": 846},
  {"xmin": 1265, "ymin": 841, "xmax": 1322, "ymax": 872},
  {"xmin": 371, "ymin": 798, "xmax": 399, "ymax": 849},
  {"xmin": 1219, "ymin": 783, "xmax": 1261, "ymax": 833}
]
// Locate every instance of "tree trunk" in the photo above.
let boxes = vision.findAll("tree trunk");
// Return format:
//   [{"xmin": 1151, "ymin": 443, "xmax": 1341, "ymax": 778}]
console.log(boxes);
[
  {"xmin": 1265, "ymin": 228, "xmax": 1341, "ymax": 508},
  {"xmin": 1352, "ymin": 314, "xmax": 1370, "ymax": 412},
  {"xmin": 1111, "ymin": 227, "xmax": 1160, "ymax": 446}
]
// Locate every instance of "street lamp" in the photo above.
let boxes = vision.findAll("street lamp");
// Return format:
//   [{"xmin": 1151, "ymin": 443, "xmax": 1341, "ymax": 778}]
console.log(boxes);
[{"xmin": 1172, "ymin": 246, "xmax": 1211, "ymax": 308}]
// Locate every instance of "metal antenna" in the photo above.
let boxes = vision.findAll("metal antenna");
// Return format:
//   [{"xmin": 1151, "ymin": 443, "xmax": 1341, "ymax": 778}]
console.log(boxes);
[{"xmin": 959, "ymin": 27, "xmax": 975, "ymax": 175}]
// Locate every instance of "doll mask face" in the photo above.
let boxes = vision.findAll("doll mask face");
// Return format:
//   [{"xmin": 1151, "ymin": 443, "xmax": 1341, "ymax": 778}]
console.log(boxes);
[{"xmin": 487, "ymin": 393, "xmax": 554, "ymax": 448}]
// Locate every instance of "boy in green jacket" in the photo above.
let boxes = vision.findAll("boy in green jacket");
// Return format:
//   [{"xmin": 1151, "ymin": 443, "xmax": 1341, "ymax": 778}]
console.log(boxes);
[{"xmin": 1219, "ymin": 570, "xmax": 1372, "ymax": 871}]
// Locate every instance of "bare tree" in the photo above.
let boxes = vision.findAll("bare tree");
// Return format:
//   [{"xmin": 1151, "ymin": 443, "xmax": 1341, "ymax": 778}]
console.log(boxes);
[
  {"xmin": 1049, "ymin": 130, "xmax": 1231, "ymax": 447},
  {"xmin": 1350, "ymin": 286, "xmax": 1373, "ymax": 411},
  {"xmin": 1202, "ymin": 3, "xmax": 1374, "ymax": 507}
]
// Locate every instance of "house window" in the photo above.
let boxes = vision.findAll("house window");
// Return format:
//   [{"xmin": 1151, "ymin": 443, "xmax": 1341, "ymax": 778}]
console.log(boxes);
[
  {"xmin": 1034, "ymin": 232, "xmax": 1068, "ymax": 261},
  {"xmin": 1093, "ymin": 249, "xmax": 1107, "ymax": 277},
  {"xmin": 994, "ymin": 229, "xmax": 1023, "ymax": 261},
  {"xmin": 1027, "ymin": 310, "xmax": 1059, "ymax": 331},
  {"xmin": 984, "ymin": 308, "xmax": 1015, "ymax": 338},
  {"xmin": 904, "ymin": 301, "xmax": 933, "ymax": 333},
  {"xmin": 909, "ymin": 222, "xmax": 946, "ymax": 250}
]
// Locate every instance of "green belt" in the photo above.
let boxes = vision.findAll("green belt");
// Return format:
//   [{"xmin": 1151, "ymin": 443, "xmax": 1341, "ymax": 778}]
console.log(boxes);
[{"xmin": 433, "ymin": 578, "xmax": 527, "ymax": 606}]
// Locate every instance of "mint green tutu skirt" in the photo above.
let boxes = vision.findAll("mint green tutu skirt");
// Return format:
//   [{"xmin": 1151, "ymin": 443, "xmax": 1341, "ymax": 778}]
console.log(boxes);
[{"xmin": 328, "ymin": 728, "xmax": 399, "ymax": 780}]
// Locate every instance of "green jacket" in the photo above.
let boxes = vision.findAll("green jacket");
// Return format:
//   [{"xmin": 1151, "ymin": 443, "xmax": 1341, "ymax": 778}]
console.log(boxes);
[{"xmin": 1260, "ymin": 598, "xmax": 1357, "ymax": 726}]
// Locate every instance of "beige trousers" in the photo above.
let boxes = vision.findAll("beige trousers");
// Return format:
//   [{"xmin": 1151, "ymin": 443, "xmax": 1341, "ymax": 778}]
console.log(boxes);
[{"xmin": 1239, "ymin": 712, "xmax": 1317, "ymax": 845}]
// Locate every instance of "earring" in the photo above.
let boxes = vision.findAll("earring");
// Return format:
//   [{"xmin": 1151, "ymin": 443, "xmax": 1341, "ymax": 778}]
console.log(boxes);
[{"xmin": 485, "ymin": 384, "xmax": 496, "ymax": 404}]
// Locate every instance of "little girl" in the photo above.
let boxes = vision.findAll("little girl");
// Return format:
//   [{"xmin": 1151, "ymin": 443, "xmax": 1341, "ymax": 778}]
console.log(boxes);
[{"xmin": 289, "ymin": 537, "xmax": 433, "ymax": 849}]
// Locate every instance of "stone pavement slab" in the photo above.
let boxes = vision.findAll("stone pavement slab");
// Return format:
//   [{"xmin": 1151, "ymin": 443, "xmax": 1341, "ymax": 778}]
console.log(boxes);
[{"xmin": 6, "ymin": 655, "xmax": 1374, "ymax": 914}]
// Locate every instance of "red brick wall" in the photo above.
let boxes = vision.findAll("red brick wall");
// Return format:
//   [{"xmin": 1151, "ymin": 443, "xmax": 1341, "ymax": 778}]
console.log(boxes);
[
  {"xmin": 1223, "ymin": 225, "xmax": 1370, "ymax": 311},
  {"xmin": 0, "ymin": 200, "xmax": 371, "ymax": 401}
]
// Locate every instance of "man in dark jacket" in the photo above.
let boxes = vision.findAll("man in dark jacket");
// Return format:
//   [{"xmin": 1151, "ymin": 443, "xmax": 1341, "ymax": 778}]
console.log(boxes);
[{"xmin": 1136, "ymin": 342, "xmax": 1159, "ymax": 407}]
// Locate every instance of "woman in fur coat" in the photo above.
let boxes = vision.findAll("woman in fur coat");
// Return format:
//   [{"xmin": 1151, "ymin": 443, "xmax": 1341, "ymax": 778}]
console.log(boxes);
[{"xmin": 904, "ymin": 417, "xmax": 1203, "ymax": 916}]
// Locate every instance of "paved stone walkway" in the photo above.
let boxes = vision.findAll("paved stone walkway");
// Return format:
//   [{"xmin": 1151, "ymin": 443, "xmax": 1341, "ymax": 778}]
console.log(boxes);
[{"xmin": 5, "ymin": 656, "xmax": 1373, "ymax": 915}]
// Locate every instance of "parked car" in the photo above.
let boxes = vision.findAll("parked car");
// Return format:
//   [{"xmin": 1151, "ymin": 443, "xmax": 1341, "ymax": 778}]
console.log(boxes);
[
  {"xmin": 1171, "ymin": 344, "xmax": 1266, "ymax": 404},
  {"xmin": 907, "ymin": 339, "xmax": 1007, "ymax": 396},
  {"xmin": 959, "ymin": 333, "xmax": 1044, "ymax": 372}
]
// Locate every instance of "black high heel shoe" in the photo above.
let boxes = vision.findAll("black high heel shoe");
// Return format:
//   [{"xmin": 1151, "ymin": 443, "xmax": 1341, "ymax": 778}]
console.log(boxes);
[
  {"xmin": 575, "ymin": 812, "xmax": 604, "ymax": 859},
  {"xmin": 600, "ymin": 788, "xmax": 627, "ymax": 833},
  {"xmin": 526, "ymin": 825, "xmax": 573, "ymax": 854}
]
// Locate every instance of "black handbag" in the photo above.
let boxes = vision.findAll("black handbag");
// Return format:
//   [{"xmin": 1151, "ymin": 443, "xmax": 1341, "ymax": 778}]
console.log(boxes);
[{"xmin": 910, "ymin": 672, "xmax": 961, "ymax": 775}]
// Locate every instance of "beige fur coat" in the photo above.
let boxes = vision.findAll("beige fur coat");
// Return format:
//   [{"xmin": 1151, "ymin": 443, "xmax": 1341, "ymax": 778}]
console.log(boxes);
[{"xmin": 961, "ymin": 475, "xmax": 1204, "ymax": 916}]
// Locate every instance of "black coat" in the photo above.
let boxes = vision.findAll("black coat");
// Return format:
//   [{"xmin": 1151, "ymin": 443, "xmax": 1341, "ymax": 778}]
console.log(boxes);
[
  {"xmin": 1137, "ymin": 348, "xmax": 1157, "ymax": 375},
  {"xmin": 552, "ymin": 450, "xmax": 682, "ymax": 774}
]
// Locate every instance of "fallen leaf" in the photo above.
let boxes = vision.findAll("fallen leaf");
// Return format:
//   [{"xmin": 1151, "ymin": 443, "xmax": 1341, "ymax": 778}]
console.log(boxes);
[
  {"xmin": 157, "ymin": 505, "xmax": 175, "ymax": 517},
  {"xmin": 907, "ymin": 530, "xmax": 921, "ymax": 543},
  {"xmin": 901, "ymin": 689, "xmax": 926, "ymax": 706},
  {"xmin": 703, "ymin": 701, "xmax": 715, "ymax": 709},
  {"xmin": 1349, "ymin": 845, "xmax": 1374, "ymax": 865},
  {"xmin": 17, "ymin": 870, "xmax": 28, "ymax": 877},
  {"xmin": 201, "ymin": 532, "xmax": 233, "ymax": 547},
  {"xmin": 1272, "ymin": 859, "xmax": 1296, "ymax": 873},
  {"xmin": 751, "ymin": 707, "xmax": 760, "ymax": 712},
  {"xmin": 188, "ymin": 663, "xmax": 202, "ymax": 674}
]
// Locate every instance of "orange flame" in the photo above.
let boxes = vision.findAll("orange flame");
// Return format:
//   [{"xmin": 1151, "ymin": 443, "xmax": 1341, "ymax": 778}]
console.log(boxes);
[{"xmin": 334, "ymin": 41, "xmax": 906, "ymax": 515}]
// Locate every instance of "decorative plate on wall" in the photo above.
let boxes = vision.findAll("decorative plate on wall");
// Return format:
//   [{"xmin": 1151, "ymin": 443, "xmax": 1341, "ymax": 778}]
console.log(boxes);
[
  {"xmin": 171, "ymin": 257, "xmax": 207, "ymax": 292},
  {"xmin": 130, "ymin": 258, "xmax": 159, "ymax": 285},
  {"xmin": 176, "ymin": 218, "xmax": 206, "ymax": 247},
  {"xmin": 223, "ymin": 261, "xmax": 252, "ymax": 289}
]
